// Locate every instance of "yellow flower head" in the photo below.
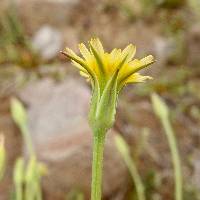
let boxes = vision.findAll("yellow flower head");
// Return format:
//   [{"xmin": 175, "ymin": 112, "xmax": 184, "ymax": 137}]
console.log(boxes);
[
  {"xmin": 62, "ymin": 38, "xmax": 155, "ymax": 131},
  {"xmin": 62, "ymin": 38, "xmax": 154, "ymax": 92}
]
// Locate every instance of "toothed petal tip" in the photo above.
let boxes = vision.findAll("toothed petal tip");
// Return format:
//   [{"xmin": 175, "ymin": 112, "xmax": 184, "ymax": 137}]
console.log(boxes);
[{"xmin": 141, "ymin": 55, "xmax": 155, "ymax": 65}]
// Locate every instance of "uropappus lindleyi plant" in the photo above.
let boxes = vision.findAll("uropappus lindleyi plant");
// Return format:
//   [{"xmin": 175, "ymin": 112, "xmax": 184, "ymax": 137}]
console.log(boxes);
[{"xmin": 62, "ymin": 38, "xmax": 155, "ymax": 200}]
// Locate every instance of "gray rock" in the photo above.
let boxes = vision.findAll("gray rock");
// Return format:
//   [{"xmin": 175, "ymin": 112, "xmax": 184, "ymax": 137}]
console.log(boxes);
[
  {"xmin": 32, "ymin": 26, "xmax": 62, "ymax": 60},
  {"xmin": 153, "ymin": 36, "xmax": 174, "ymax": 66},
  {"xmin": 14, "ymin": 0, "xmax": 80, "ymax": 33},
  {"xmin": 19, "ymin": 78, "xmax": 128, "ymax": 199}
]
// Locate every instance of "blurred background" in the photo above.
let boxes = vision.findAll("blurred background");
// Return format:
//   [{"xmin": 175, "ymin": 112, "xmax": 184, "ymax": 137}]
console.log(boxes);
[{"xmin": 0, "ymin": 0, "xmax": 200, "ymax": 199}]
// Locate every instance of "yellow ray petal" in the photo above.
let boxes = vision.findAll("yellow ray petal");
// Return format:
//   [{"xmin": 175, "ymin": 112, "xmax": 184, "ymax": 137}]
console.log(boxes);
[
  {"xmin": 89, "ymin": 39, "xmax": 105, "ymax": 75},
  {"xmin": 63, "ymin": 47, "xmax": 95, "ymax": 79},
  {"xmin": 125, "ymin": 73, "xmax": 153, "ymax": 84},
  {"xmin": 121, "ymin": 44, "xmax": 136, "ymax": 62},
  {"xmin": 72, "ymin": 60, "xmax": 88, "ymax": 73},
  {"xmin": 63, "ymin": 38, "xmax": 155, "ymax": 88},
  {"xmin": 140, "ymin": 55, "xmax": 154, "ymax": 66},
  {"xmin": 80, "ymin": 71, "xmax": 90, "ymax": 78},
  {"xmin": 79, "ymin": 43, "xmax": 92, "ymax": 61},
  {"xmin": 119, "ymin": 55, "xmax": 155, "ymax": 83},
  {"xmin": 89, "ymin": 38, "xmax": 104, "ymax": 56},
  {"xmin": 64, "ymin": 47, "xmax": 84, "ymax": 63}
]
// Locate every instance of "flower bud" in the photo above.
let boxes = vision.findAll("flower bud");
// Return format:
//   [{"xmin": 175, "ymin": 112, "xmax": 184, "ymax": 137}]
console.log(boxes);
[
  {"xmin": 11, "ymin": 98, "xmax": 27, "ymax": 128},
  {"xmin": 89, "ymin": 70, "xmax": 119, "ymax": 133},
  {"xmin": 151, "ymin": 93, "xmax": 169, "ymax": 119}
]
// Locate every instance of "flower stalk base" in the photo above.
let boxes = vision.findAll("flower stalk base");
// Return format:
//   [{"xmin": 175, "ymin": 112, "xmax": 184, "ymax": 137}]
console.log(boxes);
[{"xmin": 91, "ymin": 130, "xmax": 106, "ymax": 200}]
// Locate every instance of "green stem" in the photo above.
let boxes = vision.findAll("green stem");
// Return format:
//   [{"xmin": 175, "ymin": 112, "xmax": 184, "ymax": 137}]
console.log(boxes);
[
  {"xmin": 91, "ymin": 129, "xmax": 106, "ymax": 200},
  {"xmin": 125, "ymin": 156, "xmax": 146, "ymax": 200},
  {"xmin": 25, "ymin": 182, "xmax": 34, "ymax": 200},
  {"xmin": 21, "ymin": 125, "xmax": 34, "ymax": 156},
  {"xmin": 16, "ymin": 184, "xmax": 23, "ymax": 200},
  {"xmin": 115, "ymin": 134, "xmax": 145, "ymax": 200},
  {"xmin": 162, "ymin": 118, "xmax": 182, "ymax": 200}
]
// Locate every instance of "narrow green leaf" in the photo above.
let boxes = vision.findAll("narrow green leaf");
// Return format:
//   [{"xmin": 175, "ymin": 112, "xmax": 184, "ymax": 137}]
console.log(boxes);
[
  {"xmin": 151, "ymin": 93, "xmax": 169, "ymax": 119},
  {"xmin": 0, "ymin": 135, "xmax": 6, "ymax": 181},
  {"xmin": 115, "ymin": 134, "xmax": 146, "ymax": 200},
  {"xmin": 89, "ymin": 79, "xmax": 101, "ymax": 130},
  {"xmin": 14, "ymin": 157, "xmax": 25, "ymax": 185},
  {"xmin": 14, "ymin": 157, "xmax": 25, "ymax": 200},
  {"xmin": 11, "ymin": 98, "xmax": 27, "ymax": 128},
  {"xmin": 90, "ymin": 44, "xmax": 105, "ymax": 75}
]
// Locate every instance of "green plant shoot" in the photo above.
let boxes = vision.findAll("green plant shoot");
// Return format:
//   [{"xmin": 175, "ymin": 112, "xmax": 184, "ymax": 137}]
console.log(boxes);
[
  {"xmin": 0, "ymin": 134, "xmax": 6, "ymax": 181},
  {"xmin": 11, "ymin": 97, "xmax": 47, "ymax": 200},
  {"xmin": 62, "ymin": 38, "xmax": 155, "ymax": 200},
  {"xmin": 151, "ymin": 93, "xmax": 183, "ymax": 200},
  {"xmin": 115, "ymin": 134, "xmax": 146, "ymax": 200}
]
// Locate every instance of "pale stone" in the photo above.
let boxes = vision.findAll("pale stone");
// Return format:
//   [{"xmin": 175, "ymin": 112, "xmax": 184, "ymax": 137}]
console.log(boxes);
[
  {"xmin": 19, "ymin": 77, "xmax": 128, "ymax": 199},
  {"xmin": 32, "ymin": 26, "xmax": 63, "ymax": 60}
]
